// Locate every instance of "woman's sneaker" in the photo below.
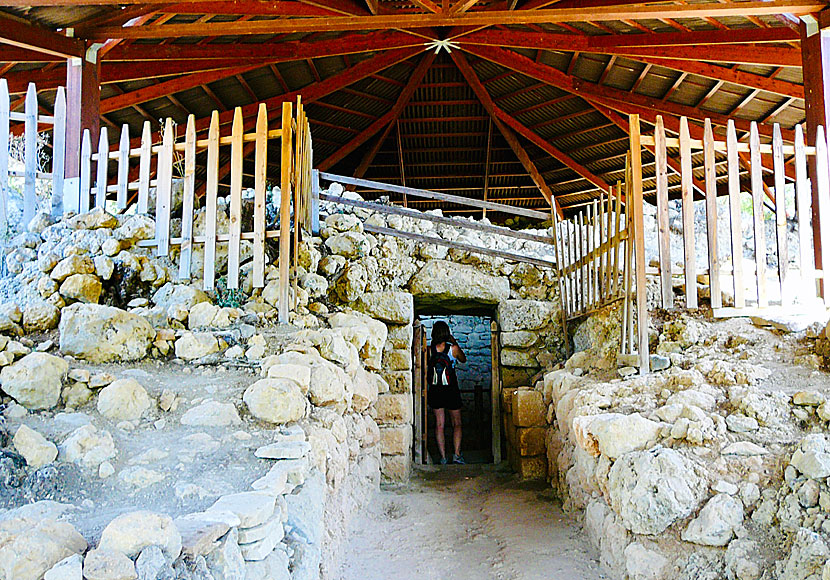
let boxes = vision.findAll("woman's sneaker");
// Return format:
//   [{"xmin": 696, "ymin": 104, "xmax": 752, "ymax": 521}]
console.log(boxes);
[
  {"xmin": 452, "ymin": 454, "xmax": 465, "ymax": 464},
  {"xmin": 439, "ymin": 456, "xmax": 448, "ymax": 465}
]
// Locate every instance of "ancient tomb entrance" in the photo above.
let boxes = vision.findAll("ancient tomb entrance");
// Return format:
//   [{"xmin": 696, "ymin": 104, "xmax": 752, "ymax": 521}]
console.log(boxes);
[{"xmin": 413, "ymin": 311, "xmax": 498, "ymax": 465}]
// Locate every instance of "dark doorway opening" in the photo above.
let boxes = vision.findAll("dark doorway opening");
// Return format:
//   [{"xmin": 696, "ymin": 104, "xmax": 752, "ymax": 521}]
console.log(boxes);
[{"xmin": 416, "ymin": 314, "xmax": 494, "ymax": 465}]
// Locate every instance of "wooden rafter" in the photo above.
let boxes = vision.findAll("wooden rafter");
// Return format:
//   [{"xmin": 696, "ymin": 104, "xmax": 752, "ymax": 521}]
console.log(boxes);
[
  {"xmin": 463, "ymin": 44, "xmax": 795, "ymax": 140},
  {"xmin": 0, "ymin": 12, "xmax": 85, "ymax": 59},
  {"xmin": 318, "ymin": 51, "xmax": 436, "ymax": 171},
  {"xmin": 86, "ymin": 1, "xmax": 824, "ymax": 39},
  {"xmin": 451, "ymin": 50, "xmax": 562, "ymax": 216},
  {"xmin": 353, "ymin": 121, "xmax": 396, "ymax": 180}
]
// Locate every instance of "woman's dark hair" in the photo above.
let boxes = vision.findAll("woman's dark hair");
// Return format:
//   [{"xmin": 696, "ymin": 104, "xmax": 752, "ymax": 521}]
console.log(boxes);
[{"xmin": 431, "ymin": 320, "xmax": 453, "ymax": 346}]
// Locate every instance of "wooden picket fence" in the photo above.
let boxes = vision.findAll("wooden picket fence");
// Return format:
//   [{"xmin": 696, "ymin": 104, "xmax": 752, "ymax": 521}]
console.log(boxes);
[
  {"xmin": 635, "ymin": 114, "xmax": 825, "ymax": 317},
  {"xmin": 0, "ymin": 80, "xmax": 66, "ymax": 235}
]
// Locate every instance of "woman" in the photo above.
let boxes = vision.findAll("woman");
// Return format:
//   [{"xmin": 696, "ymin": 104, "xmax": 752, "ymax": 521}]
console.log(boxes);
[{"xmin": 427, "ymin": 321, "xmax": 467, "ymax": 465}]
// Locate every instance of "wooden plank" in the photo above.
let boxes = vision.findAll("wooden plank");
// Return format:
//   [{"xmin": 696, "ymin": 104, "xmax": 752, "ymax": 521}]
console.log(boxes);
[
  {"xmin": 95, "ymin": 127, "xmax": 109, "ymax": 210},
  {"xmin": 319, "ymin": 193, "xmax": 554, "ymax": 245},
  {"xmin": 116, "ymin": 124, "xmax": 129, "ymax": 211},
  {"xmin": 592, "ymin": 199, "xmax": 600, "ymax": 305},
  {"xmin": 319, "ymin": 171, "xmax": 549, "ymax": 221},
  {"xmin": 679, "ymin": 117, "xmax": 696, "ymax": 309},
  {"xmin": 178, "ymin": 115, "xmax": 196, "ymax": 281},
  {"xmin": 795, "ymin": 124, "xmax": 815, "ymax": 297},
  {"xmin": 703, "ymin": 119, "xmax": 721, "ymax": 309},
  {"xmin": 253, "ymin": 103, "xmax": 268, "ymax": 288},
  {"xmin": 203, "ymin": 111, "xmax": 220, "ymax": 291},
  {"xmin": 79, "ymin": 130, "xmax": 91, "ymax": 214},
  {"xmin": 228, "ymin": 107, "xmax": 243, "ymax": 290},
  {"xmin": 412, "ymin": 320, "xmax": 423, "ymax": 465},
  {"xmin": 815, "ymin": 126, "xmax": 830, "ymax": 308},
  {"xmin": 364, "ymin": 223, "xmax": 557, "ymax": 269},
  {"xmin": 0, "ymin": 79, "xmax": 9, "ymax": 234},
  {"xmin": 155, "ymin": 118, "xmax": 173, "ymax": 257},
  {"xmin": 51, "ymin": 87, "xmax": 65, "ymax": 218},
  {"xmin": 750, "ymin": 122, "xmax": 768, "ymax": 308},
  {"xmin": 727, "ymin": 120, "xmax": 745, "ymax": 308},
  {"xmin": 279, "ymin": 101, "xmax": 292, "ymax": 324},
  {"xmin": 628, "ymin": 115, "xmax": 649, "ymax": 374},
  {"xmin": 292, "ymin": 99, "xmax": 303, "ymax": 309},
  {"xmin": 137, "ymin": 121, "xmax": 151, "ymax": 214},
  {"xmin": 654, "ymin": 116, "xmax": 672, "ymax": 308},
  {"xmin": 552, "ymin": 209, "xmax": 570, "ymax": 353},
  {"xmin": 23, "ymin": 83, "xmax": 37, "ymax": 226},
  {"xmin": 600, "ymin": 191, "xmax": 608, "ymax": 303},
  {"xmin": 612, "ymin": 184, "xmax": 622, "ymax": 297},
  {"xmin": 311, "ymin": 169, "xmax": 321, "ymax": 235},
  {"xmin": 773, "ymin": 123, "xmax": 789, "ymax": 306},
  {"xmin": 490, "ymin": 319, "xmax": 501, "ymax": 465}
]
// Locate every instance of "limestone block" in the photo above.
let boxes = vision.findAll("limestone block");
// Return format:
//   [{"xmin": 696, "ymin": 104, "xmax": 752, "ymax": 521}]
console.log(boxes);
[
  {"xmin": 380, "ymin": 425, "xmax": 412, "ymax": 455},
  {"xmin": 13, "ymin": 424, "xmax": 58, "ymax": 468},
  {"xmin": 791, "ymin": 434, "xmax": 830, "ymax": 479},
  {"xmin": 188, "ymin": 302, "xmax": 220, "ymax": 329},
  {"xmin": 501, "ymin": 348, "xmax": 540, "ymax": 368},
  {"xmin": 383, "ymin": 348, "xmax": 411, "ymax": 371},
  {"xmin": 44, "ymin": 554, "xmax": 83, "ymax": 580},
  {"xmin": 60, "ymin": 424, "xmax": 117, "ymax": 468},
  {"xmin": 266, "ymin": 363, "xmax": 311, "ymax": 393},
  {"xmin": 517, "ymin": 426, "xmax": 546, "ymax": 457},
  {"xmin": 243, "ymin": 378, "xmax": 307, "ymax": 424},
  {"xmin": 237, "ymin": 512, "xmax": 284, "ymax": 545},
  {"xmin": 180, "ymin": 399, "xmax": 241, "ymax": 426},
  {"xmin": 497, "ymin": 299, "xmax": 559, "ymax": 332},
  {"xmin": 59, "ymin": 273, "xmax": 102, "ymax": 303},
  {"xmin": 351, "ymin": 368, "xmax": 379, "ymax": 412},
  {"xmin": 325, "ymin": 231, "xmax": 370, "ymax": 258},
  {"xmin": 0, "ymin": 516, "xmax": 87, "ymax": 580},
  {"xmin": 0, "ymin": 352, "xmax": 68, "ymax": 409},
  {"xmin": 408, "ymin": 260, "xmax": 510, "ymax": 305},
  {"xmin": 501, "ymin": 367, "xmax": 536, "ymax": 389},
  {"xmin": 501, "ymin": 331, "xmax": 538, "ymax": 348},
  {"xmin": 50, "ymin": 255, "xmax": 94, "ymax": 282},
  {"xmin": 59, "ymin": 304, "xmax": 154, "ymax": 363},
  {"xmin": 516, "ymin": 455, "xmax": 547, "ymax": 480},
  {"xmin": 97, "ymin": 378, "xmax": 152, "ymax": 421},
  {"xmin": 624, "ymin": 543, "xmax": 670, "ymax": 580},
  {"xmin": 381, "ymin": 453, "xmax": 411, "ymax": 481},
  {"xmin": 380, "ymin": 370, "xmax": 412, "ymax": 394},
  {"xmin": 98, "ymin": 511, "xmax": 182, "ymax": 560},
  {"xmin": 175, "ymin": 331, "xmax": 220, "ymax": 361},
  {"xmin": 152, "ymin": 283, "xmax": 209, "ymax": 311},
  {"xmin": 375, "ymin": 393, "xmax": 412, "ymax": 425},
  {"xmin": 387, "ymin": 323, "xmax": 413, "ymax": 349},
  {"xmin": 82, "ymin": 549, "xmax": 137, "ymax": 580},
  {"xmin": 207, "ymin": 492, "xmax": 276, "ymax": 528},
  {"xmin": 355, "ymin": 291, "xmax": 414, "ymax": 324},
  {"xmin": 681, "ymin": 493, "xmax": 744, "ymax": 547},
  {"xmin": 571, "ymin": 413, "xmax": 662, "ymax": 460},
  {"xmin": 23, "ymin": 301, "xmax": 60, "ymax": 332},
  {"xmin": 502, "ymin": 388, "xmax": 516, "ymax": 414},
  {"xmin": 512, "ymin": 388, "xmax": 545, "ymax": 427},
  {"xmin": 174, "ymin": 515, "xmax": 231, "ymax": 557}
]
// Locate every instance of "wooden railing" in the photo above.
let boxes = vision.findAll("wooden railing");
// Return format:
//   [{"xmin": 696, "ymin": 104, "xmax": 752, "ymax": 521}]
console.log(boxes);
[
  {"xmin": 1, "ymin": 77, "xmax": 314, "ymax": 323},
  {"xmin": 0, "ymin": 80, "xmax": 66, "ymax": 234},
  {"xmin": 634, "ymin": 113, "xmax": 825, "ymax": 318}
]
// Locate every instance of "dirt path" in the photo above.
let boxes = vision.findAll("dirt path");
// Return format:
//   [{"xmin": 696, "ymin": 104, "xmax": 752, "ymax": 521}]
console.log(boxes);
[{"xmin": 339, "ymin": 465, "xmax": 606, "ymax": 580}]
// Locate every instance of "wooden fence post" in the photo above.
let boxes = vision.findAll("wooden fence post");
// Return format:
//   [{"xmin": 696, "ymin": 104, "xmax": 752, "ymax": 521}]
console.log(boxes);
[
  {"xmin": 279, "ymin": 101, "xmax": 293, "ymax": 324},
  {"xmin": 0, "ymin": 79, "xmax": 9, "ymax": 234},
  {"xmin": 52, "ymin": 87, "xmax": 66, "ymax": 219},
  {"xmin": 628, "ymin": 114, "xmax": 649, "ymax": 374},
  {"xmin": 23, "ymin": 83, "xmax": 37, "ymax": 226}
]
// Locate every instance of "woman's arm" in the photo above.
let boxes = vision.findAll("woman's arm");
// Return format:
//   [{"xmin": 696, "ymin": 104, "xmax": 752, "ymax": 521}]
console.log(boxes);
[{"xmin": 450, "ymin": 341, "xmax": 466, "ymax": 363}]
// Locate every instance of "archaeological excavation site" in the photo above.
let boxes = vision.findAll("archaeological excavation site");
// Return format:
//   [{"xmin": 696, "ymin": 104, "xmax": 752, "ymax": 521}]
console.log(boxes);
[{"xmin": 6, "ymin": 1, "xmax": 830, "ymax": 579}]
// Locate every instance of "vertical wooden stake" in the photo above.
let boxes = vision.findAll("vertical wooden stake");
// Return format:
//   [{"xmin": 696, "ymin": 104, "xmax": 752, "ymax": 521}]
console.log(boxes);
[
  {"xmin": 279, "ymin": 101, "xmax": 293, "ymax": 324},
  {"xmin": 155, "ymin": 119, "xmax": 173, "ymax": 257},
  {"xmin": 0, "ymin": 79, "xmax": 9, "ymax": 233},
  {"xmin": 727, "ymin": 120, "xmax": 745, "ymax": 308},
  {"xmin": 178, "ymin": 115, "xmax": 196, "ymax": 280},
  {"xmin": 79, "ymin": 130, "xmax": 91, "ymax": 214},
  {"xmin": 703, "ymin": 119, "xmax": 721, "ymax": 308},
  {"xmin": 253, "ymin": 103, "xmax": 268, "ymax": 288},
  {"xmin": 52, "ymin": 87, "xmax": 66, "ymax": 218},
  {"xmin": 116, "ymin": 124, "xmax": 129, "ymax": 211},
  {"xmin": 750, "ymin": 122, "xmax": 768, "ymax": 308},
  {"xmin": 23, "ymin": 83, "xmax": 37, "ymax": 225},
  {"xmin": 137, "ymin": 121, "xmax": 151, "ymax": 214},
  {"xmin": 203, "ymin": 111, "xmax": 220, "ymax": 291},
  {"xmin": 654, "ymin": 115, "xmax": 672, "ymax": 308},
  {"xmin": 228, "ymin": 107, "xmax": 243, "ymax": 289},
  {"xmin": 95, "ymin": 126, "xmax": 109, "ymax": 210},
  {"xmin": 628, "ymin": 115, "xmax": 649, "ymax": 374},
  {"xmin": 772, "ymin": 123, "xmax": 789, "ymax": 306},
  {"xmin": 679, "ymin": 117, "xmax": 696, "ymax": 308},
  {"xmin": 794, "ymin": 124, "xmax": 815, "ymax": 297},
  {"xmin": 815, "ymin": 126, "xmax": 830, "ymax": 308},
  {"xmin": 491, "ymin": 319, "xmax": 502, "ymax": 465}
]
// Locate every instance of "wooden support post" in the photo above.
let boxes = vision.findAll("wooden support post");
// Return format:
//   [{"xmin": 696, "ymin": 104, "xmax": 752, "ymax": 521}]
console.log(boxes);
[
  {"xmin": 679, "ymin": 117, "xmax": 696, "ymax": 308},
  {"xmin": 0, "ymin": 79, "xmax": 7, "ymax": 234},
  {"xmin": 65, "ymin": 54, "xmax": 100, "ymax": 198},
  {"xmin": 23, "ymin": 84, "xmax": 36, "ymax": 226},
  {"xmin": 628, "ymin": 115, "xmax": 649, "ymax": 374},
  {"xmin": 703, "ymin": 119, "xmax": 722, "ymax": 309},
  {"xmin": 279, "ymin": 101, "xmax": 293, "ymax": 324},
  {"xmin": 52, "ymin": 87, "xmax": 66, "ymax": 218},
  {"xmin": 490, "ymin": 319, "xmax": 501, "ymax": 465},
  {"xmin": 654, "ymin": 116, "xmax": 672, "ymax": 308},
  {"xmin": 203, "ymin": 112, "xmax": 220, "ymax": 291},
  {"xmin": 800, "ymin": 17, "xmax": 830, "ymax": 296}
]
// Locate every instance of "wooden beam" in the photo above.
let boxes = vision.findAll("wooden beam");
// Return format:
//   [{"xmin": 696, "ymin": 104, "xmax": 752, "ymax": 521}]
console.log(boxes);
[
  {"xmin": 65, "ymin": 57, "xmax": 100, "ymax": 181},
  {"xmin": 449, "ymin": 0, "xmax": 481, "ymax": 15},
  {"xmin": 319, "ymin": 51, "xmax": 436, "ymax": 170},
  {"xmin": 102, "ymin": 30, "xmax": 422, "ymax": 60},
  {"xmin": 159, "ymin": 1, "xmax": 348, "ymax": 16},
  {"xmin": 0, "ymin": 12, "xmax": 85, "ymax": 59},
  {"xmin": 87, "ymin": 1, "xmax": 825, "ymax": 39},
  {"xmin": 100, "ymin": 65, "xmax": 260, "ymax": 114},
  {"xmin": 451, "ymin": 50, "xmax": 562, "ymax": 216},
  {"xmin": 353, "ymin": 121, "xmax": 395, "ymax": 179},
  {"xmin": 463, "ymin": 45, "xmax": 794, "ymax": 140},
  {"xmin": 411, "ymin": 0, "xmax": 442, "ymax": 12}
]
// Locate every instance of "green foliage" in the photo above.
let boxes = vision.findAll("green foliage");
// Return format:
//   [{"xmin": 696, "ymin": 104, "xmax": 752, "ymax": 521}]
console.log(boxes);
[{"xmin": 214, "ymin": 275, "xmax": 246, "ymax": 308}]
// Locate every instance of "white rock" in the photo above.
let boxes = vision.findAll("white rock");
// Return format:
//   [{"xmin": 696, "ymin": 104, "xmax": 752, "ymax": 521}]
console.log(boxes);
[
  {"xmin": 59, "ymin": 304, "xmax": 154, "ymax": 363},
  {"xmin": 97, "ymin": 378, "xmax": 153, "ymax": 421},
  {"xmin": 118, "ymin": 466, "xmax": 167, "ymax": 489},
  {"xmin": 44, "ymin": 553, "xmax": 83, "ymax": 580},
  {"xmin": 245, "ymin": 549, "xmax": 291, "ymax": 580},
  {"xmin": 624, "ymin": 543, "xmax": 669, "ymax": 580},
  {"xmin": 572, "ymin": 413, "xmax": 662, "ymax": 459},
  {"xmin": 237, "ymin": 511, "xmax": 284, "ymax": 545},
  {"xmin": 665, "ymin": 389, "xmax": 716, "ymax": 411},
  {"xmin": 0, "ymin": 517, "xmax": 87, "ymax": 580},
  {"xmin": 174, "ymin": 514, "xmax": 231, "ymax": 557},
  {"xmin": 791, "ymin": 434, "xmax": 830, "ymax": 479},
  {"xmin": 681, "ymin": 493, "xmax": 744, "ymax": 546},
  {"xmin": 13, "ymin": 424, "xmax": 58, "ymax": 468},
  {"xmin": 175, "ymin": 331, "xmax": 220, "ymax": 361},
  {"xmin": 607, "ymin": 447, "xmax": 702, "ymax": 535},
  {"xmin": 243, "ymin": 378, "xmax": 307, "ymax": 424},
  {"xmin": 781, "ymin": 528, "xmax": 828, "ymax": 580},
  {"xmin": 0, "ymin": 352, "xmax": 68, "ymax": 410},
  {"xmin": 254, "ymin": 440, "xmax": 311, "ymax": 460},
  {"xmin": 60, "ymin": 424, "xmax": 117, "ymax": 468},
  {"xmin": 206, "ymin": 528, "xmax": 246, "ymax": 579},
  {"xmin": 180, "ymin": 399, "xmax": 241, "ymax": 426},
  {"xmin": 98, "ymin": 511, "xmax": 182, "ymax": 560},
  {"xmin": 82, "ymin": 548, "xmax": 137, "ymax": 580},
  {"xmin": 239, "ymin": 527, "xmax": 283, "ymax": 561},
  {"xmin": 206, "ymin": 492, "xmax": 276, "ymax": 528},
  {"xmin": 721, "ymin": 442, "xmax": 768, "ymax": 457}
]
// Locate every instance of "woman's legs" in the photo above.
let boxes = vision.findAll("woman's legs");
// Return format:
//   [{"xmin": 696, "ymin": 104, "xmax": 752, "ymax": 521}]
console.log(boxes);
[
  {"xmin": 449, "ymin": 409, "xmax": 462, "ymax": 457},
  {"xmin": 433, "ymin": 408, "xmax": 446, "ymax": 460}
]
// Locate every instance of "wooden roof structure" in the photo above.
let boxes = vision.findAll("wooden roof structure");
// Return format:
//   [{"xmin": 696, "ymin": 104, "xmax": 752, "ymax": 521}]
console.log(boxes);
[{"xmin": 0, "ymin": 0, "xmax": 825, "ymax": 217}]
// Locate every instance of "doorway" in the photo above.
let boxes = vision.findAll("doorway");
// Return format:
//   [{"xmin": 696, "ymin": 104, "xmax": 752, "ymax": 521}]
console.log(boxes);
[{"xmin": 413, "ymin": 314, "xmax": 498, "ymax": 465}]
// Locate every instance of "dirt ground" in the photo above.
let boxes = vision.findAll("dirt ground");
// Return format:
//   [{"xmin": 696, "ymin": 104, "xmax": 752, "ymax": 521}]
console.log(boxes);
[{"xmin": 339, "ymin": 465, "xmax": 606, "ymax": 580}]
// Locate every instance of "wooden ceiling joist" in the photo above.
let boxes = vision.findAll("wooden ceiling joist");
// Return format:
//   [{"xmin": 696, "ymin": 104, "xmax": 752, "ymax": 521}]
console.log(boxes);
[
  {"xmin": 0, "ymin": 12, "xmax": 85, "ymax": 59},
  {"xmin": 86, "ymin": 1, "xmax": 824, "ymax": 39},
  {"xmin": 318, "ymin": 50, "xmax": 436, "ymax": 170}
]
